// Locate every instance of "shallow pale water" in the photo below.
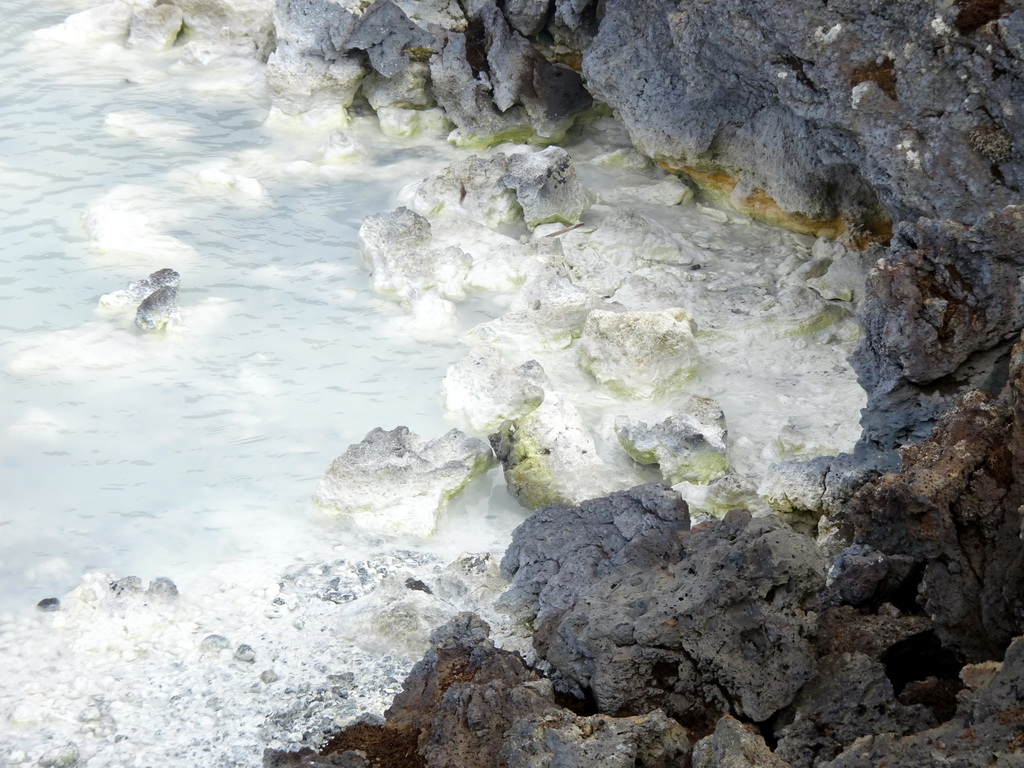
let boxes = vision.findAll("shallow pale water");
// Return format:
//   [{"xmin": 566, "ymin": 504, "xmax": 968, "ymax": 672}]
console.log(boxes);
[{"xmin": 0, "ymin": 0, "xmax": 522, "ymax": 614}]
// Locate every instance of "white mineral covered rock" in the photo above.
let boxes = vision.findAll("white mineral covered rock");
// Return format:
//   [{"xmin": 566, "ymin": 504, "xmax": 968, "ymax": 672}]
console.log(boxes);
[
  {"xmin": 376, "ymin": 107, "xmax": 451, "ymax": 139},
  {"xmin": 362, "ymin": 62, "xmax": 434, "ymax": 110},
  {"xmin": 313, "ymin": 426, "xmax": 495, "ymax": 536},
  {"xmin": 490, "ymin": 393, "xmax": 632, "ymax": 509},
  {"xmin": 577, "ymin": 309, "xmax": 700, "ymax": 398},
  {"xmin": 559, "ymin": 208, "xmax": 699, "ymax": 294},
  {"xmin": 468, "ymin": 272, "xmax": 607, "ymax": 351},
  {"xmin": 173, "ymin": 0, "xmax": 275, "ymax": 58},
  {"xmin": 265, "ymin": 47, "xmax": 367, "ymax": 116},
  {"xmin": 501, "ymin": 147, "xmax": 587, "ymax": 229},
  {"xmin": 440, "ymin": 346, "xmax": 548, "ymax": 433},
  {"xmin": 358, "ymin": 207, "xmax": 472, "ymax": 301},
  {"xmin": 409, "ymin": 153, "xmax": 521, "ymax": 230},
  {"xmin": 615, "ymin": 396, "xmax": 728, "ymax": 484},
  {"xmin": 401, "ymin": 288, "xmax": 456, "ymax": 333},
  {"xmin": 127, "ymin": 4, "xmax": 183, "ymax": 50},
  {"xmin": 321, "ymin": 131, "xmax": 366, "ymax": 164},
  {"xmin": 135, "ymin": 285, "xmax": 182, "ymax": 331}
]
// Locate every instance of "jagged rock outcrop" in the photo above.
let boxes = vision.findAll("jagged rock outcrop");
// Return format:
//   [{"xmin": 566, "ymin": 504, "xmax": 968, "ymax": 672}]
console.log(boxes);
[
  {"xmin": 834, "ymin": 329, "xmax": 1024, "ymax": 662},
  {"xmin": 263, "ymin": 613, "xmax": 692, "ymax": 768},
  {"xmin": 501, "ymin": 490, "xmax": 825, "ymax": 727},
  {"xmin": 582, "ymin": 0, "xmax": 1023, "ymax": 237},
  {"xmin": 851, "ymin": 205, "xmax": 1024, "ymax": 464}
]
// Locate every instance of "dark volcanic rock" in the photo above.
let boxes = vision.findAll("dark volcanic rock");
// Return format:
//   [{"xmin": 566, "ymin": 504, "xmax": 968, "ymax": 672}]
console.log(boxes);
[
  {"xmin": 503, "ymin": 491, "xmax": 825, "ymax": 726},
  {"xmin": 582, "ymin": 0, "xmax": 1024, "ymax": 235},
  {"xmin": 851, "ymin": 205, "xmax": 1024, "ymax": 463},
  {"xmin": 839, "ymin": 332, "xmax": 1024, "ymax": 662},
  {"xmin": 821, "ymin": 634, "xmax": 1024, "ymax": 767},
  {"xmin": 264, "ymin": 613, "xmax": 691, "ymax": 768}
]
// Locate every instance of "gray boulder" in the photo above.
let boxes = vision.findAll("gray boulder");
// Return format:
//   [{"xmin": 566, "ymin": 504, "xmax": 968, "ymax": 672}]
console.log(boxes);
[
  {"xmin": 313, "ymin": 426, "xmax": 494, "ymax": 536},
  {"xmin": 852, "ymin": 206, "xmax": 1024, "ymax": 463},
  {"xmin": 501, "ymin": 147, "xmax": 587, "ymax": 228},
  {"xmin": 503, "ymin": 497, "xmax": 825, "ymax": 726},
  {"xmin": 135, "ymin": 285, "xmax": 181, "ymax": 331},
  {"xmin": 614, "ymin": 397, "xmax": 728, "ymax": 485},
  {"xmin": 582, "ymin": 0, "xmax": 1023, "ymax": 237}
]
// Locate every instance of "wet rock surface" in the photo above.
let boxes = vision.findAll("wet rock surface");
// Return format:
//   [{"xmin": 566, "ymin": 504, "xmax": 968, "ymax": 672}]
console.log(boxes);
[{"xmin": 313, "ymin": 426, "xmax": 495, "ymax": 536}]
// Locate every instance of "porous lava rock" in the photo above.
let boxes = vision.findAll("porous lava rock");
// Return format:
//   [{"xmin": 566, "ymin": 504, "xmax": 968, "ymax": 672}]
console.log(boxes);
[
  {"xmin": 502, "ymin": 489, "xmax": 825, "ymax": 727},
  {"xmin": 263, "ymin": 613, "xmax": 692, "ymax": 768},
  {"xmin": 836, "ymin": 330, "xmax": 1024, "ymax": 662},
  {"xmin": 852, "ymin": 205, "xmax": 1024, "ymax": 463}
]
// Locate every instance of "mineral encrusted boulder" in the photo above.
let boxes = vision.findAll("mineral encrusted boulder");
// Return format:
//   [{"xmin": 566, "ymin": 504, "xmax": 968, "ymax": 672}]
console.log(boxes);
[
  {"xmin": 577, "ymin": 309, "xmax": 700, "ymax": 398},
  {"xmin": 358, "ymin": 207, "xmax": 473, "ymax": 301},
  {"xmin": 500, "ymin": 147, "xmax": 588, "ymax": 229},
  {"xmin": 614, "ymin": 397, "xmax": 728, "ymax": 485},
  {"xmin": 440, "ymin": 346, "xmax": 547, "ymax": 433},
  {"xmin": 313, "ymin": 426, "xmax": 494, "ymax": 536},
  {"xmin": 489, "ymin": 393, "xmax": 633, "ymax": 509}
]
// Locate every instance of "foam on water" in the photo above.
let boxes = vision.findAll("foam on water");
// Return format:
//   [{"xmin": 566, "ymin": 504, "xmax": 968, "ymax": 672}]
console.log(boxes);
[{"xmin": 0, "ymin": 0, "xmax": 865, "ymax": 764}]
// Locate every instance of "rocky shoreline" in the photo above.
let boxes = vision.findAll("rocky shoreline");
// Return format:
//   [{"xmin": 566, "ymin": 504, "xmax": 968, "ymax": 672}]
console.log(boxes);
[
  {"xmin": 253, "ymin": 0, "xmax": 1024, "ymax": 763},
  {"xmin": 14, "ymin": 0, "xmax": 1024, "ymax": 764}
]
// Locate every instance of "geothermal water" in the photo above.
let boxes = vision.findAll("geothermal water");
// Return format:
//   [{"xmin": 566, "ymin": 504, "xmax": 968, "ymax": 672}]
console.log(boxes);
[{"xmin": 0, "ymin": 0, "xmax": 865, "ymax": 765}]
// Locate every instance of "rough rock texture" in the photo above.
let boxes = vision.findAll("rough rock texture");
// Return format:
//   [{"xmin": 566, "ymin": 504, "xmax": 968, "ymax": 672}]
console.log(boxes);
[
  {"xmin": 127, "ymin": 4, "xmax": 183, "ymax": 50},
  {"xmin": 264, "ymin": 614, "xmax": 692, "ymax": 768},
  {"xmin": 489, "ymin": 393, "xmax": 632, "ymax": 509},
  {"xmin": 503, "ymin": 501, "xmax": 825, "ymax": 726},
  {"xmin": 500, "ymin": 147, "xmax": 588, "ymax": 228},
  {"xmin": 98, "ymin": 268, "xmax": 181, "ymax": 314},
  {"xmin": 498, "ymin": 483, "xmax": 690, "ymax": 633},
  {"xmin": 583, "ymin": 0, "xmax": 1023, "ymax": 237},
  {"xmin": 313, "ymin": 426, "xmax": 494, "ymax": 536},
  {"xmin": 615, "ymin": 398, "xmax": 728, "ymax": 484},
  {"xmin": 135, "ymin": 285, "xmax": 181, "ymax": 331},
  {"xmin": 835, "ymin": 330, "xmax": 1024, "ymax": 662},
  {"xmin": 358, "ymin": 207, "xmax": 473, "ymax": 301},
  {"xmin": 852, "ymin": 206, "xmax": 1024, "ymax": 463},
  {"xmin": 821, "ymin": 634, "xmax": 1024, "ymax": 767},
  {"xmin": 577, "ymin": 309, "xmax": 700, "ymax": 398},
  {"xmin": 691, "ymin": 716, "xmax": 793, "ymax": 768},
  {"xmin": 440, "ymin": 346, "xmax": 547, "ymax": 433},
  {"xmin": 468, "ymin": 272, "xmax": 606, "ymax": 352},
  {"xmin": 410, "ymin": 153, "xmax": 522, "ymax": 230},
  {"xmin": 429, "ymin": 5, "xmax": 592, "ymax": 145},
  {"xmin": 773, "ymin": 652, "xmax": 935, "ymax": 767}
]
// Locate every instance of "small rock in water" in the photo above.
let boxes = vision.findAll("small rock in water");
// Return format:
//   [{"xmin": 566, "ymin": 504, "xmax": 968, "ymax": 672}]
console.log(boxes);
[
  {"xmin": 98, "ymin": 267, "xmax": 180, "ymax": 312},
  {"xmin": 36, "ymin": 597, "xmax": 61, "ymax": 612},
  {"xmin": 404, "ymin": 577, "xmax": 432, "ymax": 594},
  {"xmin": 109, "ymin": 576, "xmax": 144, "ymax": 597},
  {"xmin": 234, "ymin": 644, "xmax": 256, "ymax": 663},
  {"xmin": 146, "ymin": 576, "xmax": 179, "ymax": 601},
  {"xmin": 135, "ymin": 285, "xmax": 181, "ymax": 331},
  {"xmin": 199, "ymin": 634, "xmax": 231, "ymax": 653}
]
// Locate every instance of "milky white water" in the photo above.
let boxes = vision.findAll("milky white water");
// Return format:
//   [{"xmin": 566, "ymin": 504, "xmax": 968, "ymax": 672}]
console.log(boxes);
[
  {"xmin": 0, "ymin": 0, "xmax": 866, "ymax": 764},
  {"xmin": 0, "ymin": 0, "xmax": 527, "ymax": 617}
]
